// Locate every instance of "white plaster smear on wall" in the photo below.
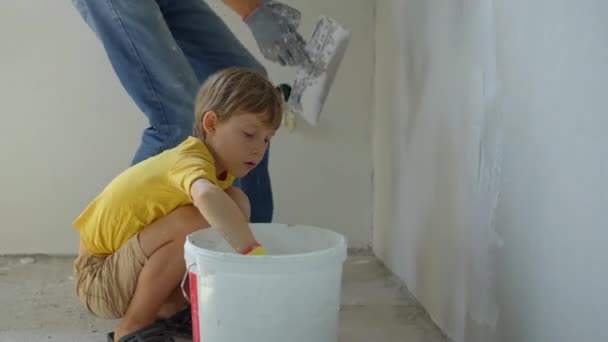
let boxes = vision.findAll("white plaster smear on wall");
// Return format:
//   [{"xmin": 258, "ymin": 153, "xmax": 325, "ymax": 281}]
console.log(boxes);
[
  {"xmin": 466, "ymin": 0, "xmax": 503, "ymax": 334},
  {"xmin": 375, "ymin": 0, "xmax": 505, "ymax": 338},
  {"xmin": 374, "ymin": 0, "xmax": 608, "ymax": 341}
]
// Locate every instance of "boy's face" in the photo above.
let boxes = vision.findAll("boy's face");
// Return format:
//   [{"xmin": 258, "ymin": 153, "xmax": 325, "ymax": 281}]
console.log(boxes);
[{"xmin": 204, "ymin": 111, "xmax": 276, "ymax": 178}]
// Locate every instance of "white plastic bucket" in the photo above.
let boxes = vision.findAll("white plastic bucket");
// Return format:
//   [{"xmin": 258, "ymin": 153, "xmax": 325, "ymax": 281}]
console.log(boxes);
[{"xmin": 183, "ymin": 223, "xmax": 347, "ymax": 342}]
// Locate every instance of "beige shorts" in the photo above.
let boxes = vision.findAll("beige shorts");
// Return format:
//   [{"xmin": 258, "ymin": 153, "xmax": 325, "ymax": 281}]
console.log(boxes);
[{"xmin": 73, "ymin": 234, "xmax": 148, "ymax": 319}]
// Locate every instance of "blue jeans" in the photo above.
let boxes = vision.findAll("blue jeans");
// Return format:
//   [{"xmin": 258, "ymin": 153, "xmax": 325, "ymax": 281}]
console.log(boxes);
[{"xmin": 72, "ymin": 0, "xmax": 273, "ymax": 222}]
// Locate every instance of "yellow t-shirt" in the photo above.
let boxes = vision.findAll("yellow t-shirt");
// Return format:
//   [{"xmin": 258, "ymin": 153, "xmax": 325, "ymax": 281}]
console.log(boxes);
[{"xmin": 73, "ymin": 136, "xmax": 235, "ymax": 256}]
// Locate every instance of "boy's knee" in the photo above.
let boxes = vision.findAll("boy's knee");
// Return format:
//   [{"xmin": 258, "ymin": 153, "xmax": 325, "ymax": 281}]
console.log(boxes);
[{"xmin": 225, "ymin": 187, "xmax": 251, "ymax": 221}]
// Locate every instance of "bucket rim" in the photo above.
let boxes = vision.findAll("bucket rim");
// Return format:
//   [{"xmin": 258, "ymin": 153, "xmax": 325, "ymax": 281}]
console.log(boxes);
[{"xmin": 184, "ymin": 223, "xmax": 348, "ymax": 265}]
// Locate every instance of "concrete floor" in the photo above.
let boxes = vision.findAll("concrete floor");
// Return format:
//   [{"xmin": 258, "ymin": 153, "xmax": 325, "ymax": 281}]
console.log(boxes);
[{"xmin": 0, "ymin": 255, "xmax": 447, "ymax": 342}]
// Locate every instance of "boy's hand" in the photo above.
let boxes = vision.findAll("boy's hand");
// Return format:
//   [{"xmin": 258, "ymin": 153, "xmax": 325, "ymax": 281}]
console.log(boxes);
[{"xmin": 243, "ymin": 1, "xmax": 310, "ymax": 66}]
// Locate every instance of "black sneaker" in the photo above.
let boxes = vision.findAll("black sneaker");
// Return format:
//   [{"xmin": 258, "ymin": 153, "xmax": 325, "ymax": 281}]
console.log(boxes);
[
  {"xmin": 159, "ymin": 305, "xmax": 192, "ymax": 339},
  {"xmin": 107, "ymin": 321, "xmax": 174, "ymax": 342}
]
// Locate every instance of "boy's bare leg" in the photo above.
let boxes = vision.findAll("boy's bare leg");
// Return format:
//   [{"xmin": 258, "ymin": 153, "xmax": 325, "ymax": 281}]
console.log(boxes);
[
  {"xmin": 113, "ymin": 187, "xmax": 250, "ymax": 341},
  {"xmin": 157, "ymin": 286, "xmax": 189, "ymax": 320},
  {"xmin": 155, "ymin": 187, "xmax": 251, "ymax": 320}
]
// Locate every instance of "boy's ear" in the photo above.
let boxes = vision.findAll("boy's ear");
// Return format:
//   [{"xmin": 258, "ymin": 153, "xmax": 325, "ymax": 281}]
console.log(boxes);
[{"xmin": 202, "ymin": 111, "xmax": 219, "ymax": 136}]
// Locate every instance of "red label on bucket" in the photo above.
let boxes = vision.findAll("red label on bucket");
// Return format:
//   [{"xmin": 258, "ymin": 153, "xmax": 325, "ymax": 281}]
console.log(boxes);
[{"xmin": 189, "ymin": 271, "xmax": 200, "ymax": 342}]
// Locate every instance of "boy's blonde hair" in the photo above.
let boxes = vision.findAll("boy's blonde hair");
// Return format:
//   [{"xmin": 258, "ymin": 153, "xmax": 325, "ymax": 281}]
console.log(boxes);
[{"xmin": 193, "ymin": 67, "xmax": 283, "ymax": 138}]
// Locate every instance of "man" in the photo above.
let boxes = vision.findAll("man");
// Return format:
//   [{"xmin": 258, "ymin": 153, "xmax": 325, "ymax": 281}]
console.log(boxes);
[{"xmin": 72, "ymin": 0, "xmax": 309, "ymax": 223}]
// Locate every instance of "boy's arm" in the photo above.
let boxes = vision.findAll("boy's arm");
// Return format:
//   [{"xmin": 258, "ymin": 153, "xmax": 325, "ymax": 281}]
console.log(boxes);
[{"xmin": 191, "ymin": 178, "xmax": 257, "ymax": 254}]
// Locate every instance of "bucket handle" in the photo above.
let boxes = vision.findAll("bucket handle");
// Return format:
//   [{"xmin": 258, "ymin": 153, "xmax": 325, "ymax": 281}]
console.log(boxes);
[{"xmin": 180, "ymin": 262, "xmax": 196, "ymax": 303}]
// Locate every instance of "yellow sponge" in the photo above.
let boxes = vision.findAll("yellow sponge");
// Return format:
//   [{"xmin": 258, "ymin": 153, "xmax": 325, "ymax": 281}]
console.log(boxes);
[{"xmin": 246, "ymin": 245, "xmax": 266, "ymax": 256}]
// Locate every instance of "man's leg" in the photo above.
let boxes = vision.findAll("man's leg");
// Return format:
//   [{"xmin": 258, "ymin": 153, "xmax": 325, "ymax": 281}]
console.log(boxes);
[
  {"xmin": 71, "ymin": 0, "xmax": 198, "ymax": 165},
  {"xmin": 159, "ymin": 0, "xmax": 274, "ymax": 223}
]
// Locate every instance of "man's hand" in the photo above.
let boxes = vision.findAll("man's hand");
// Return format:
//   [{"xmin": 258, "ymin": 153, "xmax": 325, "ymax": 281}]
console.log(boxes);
[
  {"xmin": 243, "ymin": 1, "xmax": 310, "ymax": 67},
  {"xmin": 262, "ymin": 0, "xmax": 301, "ymax": 29}
]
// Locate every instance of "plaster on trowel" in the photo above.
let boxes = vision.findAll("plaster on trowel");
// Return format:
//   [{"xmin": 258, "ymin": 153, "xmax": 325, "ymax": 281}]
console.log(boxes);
[{"xmin": 280, "ymin": 15, "xmax": 351, "ymax": 129}]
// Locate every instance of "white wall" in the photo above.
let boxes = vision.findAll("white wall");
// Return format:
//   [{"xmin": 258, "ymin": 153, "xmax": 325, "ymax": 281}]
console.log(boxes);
[
  {"xmin": 0, "ymin": 0, "xmax": 374, "ymax": 254},
  {"xmin": 374, "ymin": 1, "xmax": 608, "ymax": 342}
]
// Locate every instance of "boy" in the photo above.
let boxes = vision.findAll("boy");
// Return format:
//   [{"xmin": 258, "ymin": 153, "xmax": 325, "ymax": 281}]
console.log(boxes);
[{"xmin": 73, "ymin": 67, "xmax": 283, "ymax": 342}]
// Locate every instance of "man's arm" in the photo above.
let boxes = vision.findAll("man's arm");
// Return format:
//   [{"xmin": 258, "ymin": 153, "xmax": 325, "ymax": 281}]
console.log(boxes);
[
  {"xmin": 191, "ymin": 178, "xmax": 257, "ymax": 253},
  {"xmin": 222, "ymin": 0, "xmax": 260, "ymax": 18}
]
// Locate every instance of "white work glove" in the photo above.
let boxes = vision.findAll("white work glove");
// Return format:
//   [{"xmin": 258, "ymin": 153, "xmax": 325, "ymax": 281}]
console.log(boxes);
[{"xmin": 244, "ymin": 1, "xmax": 310, "ymax": 67}]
